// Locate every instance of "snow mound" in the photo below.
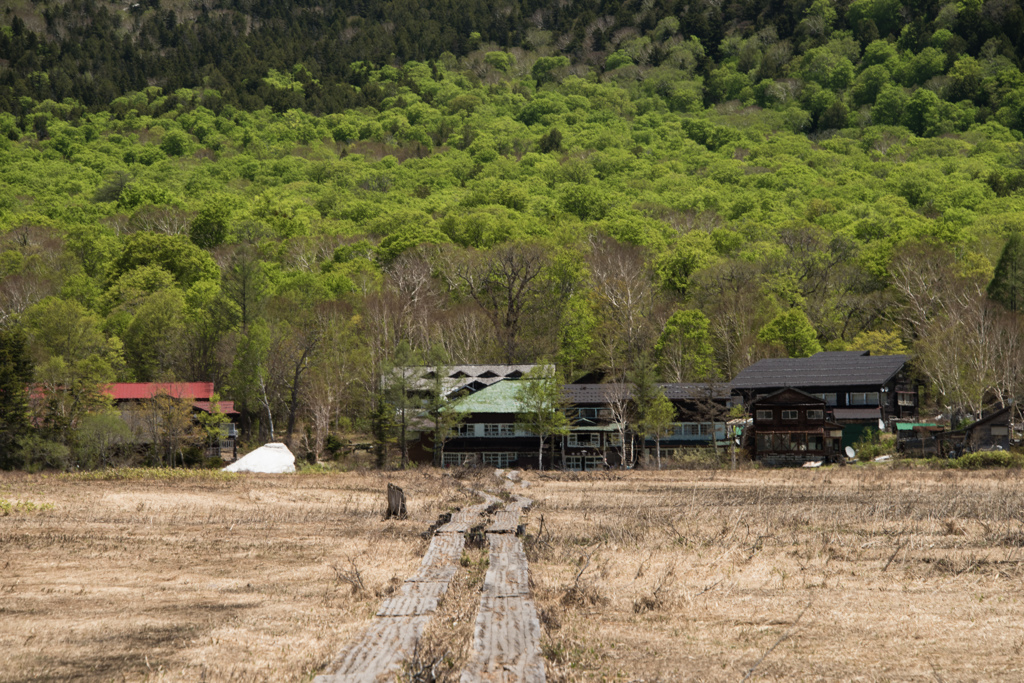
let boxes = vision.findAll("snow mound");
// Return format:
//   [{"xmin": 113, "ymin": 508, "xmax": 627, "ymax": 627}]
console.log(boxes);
[{"xmin": 223, "ymin": 443, "xmax": 296, "ymax": 473}]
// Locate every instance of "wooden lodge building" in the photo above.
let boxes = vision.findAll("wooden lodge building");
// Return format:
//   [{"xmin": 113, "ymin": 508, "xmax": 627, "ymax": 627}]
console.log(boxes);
[
  {"xmin": 746, "ymin": 388, "xmax": 845, "ymax": 466},
  {"xmin": 730, "ymin": 351, "xmax": 917, "ymax": 448},
  {"xmin": 416, "ymin": 378, "xmax": 734, "ymax": 470},
  {"xmin": 106, "ymin": 382, "xmax": 240, "ymax": 459}
]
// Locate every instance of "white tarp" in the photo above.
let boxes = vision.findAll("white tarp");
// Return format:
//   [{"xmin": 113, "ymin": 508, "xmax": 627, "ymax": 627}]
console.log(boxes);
[{"xmin": 223, "ymin": 443, "xmax": 296, "ymax": 473}]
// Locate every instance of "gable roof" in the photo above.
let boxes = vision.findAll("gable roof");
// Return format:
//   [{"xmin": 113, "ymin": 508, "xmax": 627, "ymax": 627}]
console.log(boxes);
[
  {"xmin": 106, "ymin": 382, "xmax": 215, "ymax": 401},
  {"xmin": 192, "ymin": 400, "xmax": 238, "ymax": 415},
  {"xmin": 730, "ymin": 351, "xmax": 908, "ymax": 391},
  {"xmin": 750, "ymin": 387, "xmax": 826, "ymax": 406},
  {"xmin": 404, "ymin": 364, "xmax": 549, "ymax": 397},
  {"xmin": 947, "ymin": 404, "xmax": 1014, "ymax": 435}
]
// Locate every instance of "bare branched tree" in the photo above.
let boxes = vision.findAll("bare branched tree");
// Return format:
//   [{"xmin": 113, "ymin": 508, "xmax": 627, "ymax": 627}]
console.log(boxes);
[
  {"xmin": 448, "ymin": 242, "xmax": 553, "ymax": 363},
  {"xmin": 588, "ymin": 236, "xmax": 663, "ymax": 373},
  {"xmin": 891, "ymin": 241, "xmax": 1023, "ymax": 420}
]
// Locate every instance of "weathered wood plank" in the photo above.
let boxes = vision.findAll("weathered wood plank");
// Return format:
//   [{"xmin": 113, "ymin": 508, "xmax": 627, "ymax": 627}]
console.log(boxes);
[
  {"xmin": 313, "ymin": 615, "xmax": 431, "ymax": 683},
  {"xmin": 418, "ymin": 532, "xmax": 465, "ymax": 568},
  {"xmin": 460, "ymin": 597, "xmax": 546, "ymax": 682},
  {"xmin": 376, "ymin": 593, "xmax": 440, "ymax": 617},
  {"xmin": 481, "ymin": 534, "xmax": 530, "ymax": 598},
  {"xmin": 318, "ymin": 490, "xmax": 494, "ymax": 682}
]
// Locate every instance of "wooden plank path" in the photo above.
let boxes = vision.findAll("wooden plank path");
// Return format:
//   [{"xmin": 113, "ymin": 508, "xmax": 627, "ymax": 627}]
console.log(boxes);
[
  {"xmin": 314, "ymin": 493, "xmax": 498, "ymax": 683},
  {"xmin": 461, "ymin": 495, "xmax": 546, "ymax": 683}
]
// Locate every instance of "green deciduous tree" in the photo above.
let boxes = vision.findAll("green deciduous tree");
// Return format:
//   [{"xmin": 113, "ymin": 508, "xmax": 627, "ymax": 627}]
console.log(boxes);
[
  {"xmin": 656, "ymin": 309, "xmax": 716, "ymax": 382},
  {"xmin": 635, "ymin": 385, "xmax": 675, "ymax": 470},
  {"xmin": 112, "ymin": 233, "xmax": 219, "ymax": 288},
  {"xmin": 514, "ymin": 367, "xmax": 570, "ymax": 471},
  {"xmin": 757, "ymin": 309, "xmax": 822, "ymax": 358}
]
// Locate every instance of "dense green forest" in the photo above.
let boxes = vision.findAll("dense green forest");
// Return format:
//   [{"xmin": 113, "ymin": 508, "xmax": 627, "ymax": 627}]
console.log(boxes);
[{"xmin": 3, "ymin": 0, "xmax": 1024, "ymax": 469}]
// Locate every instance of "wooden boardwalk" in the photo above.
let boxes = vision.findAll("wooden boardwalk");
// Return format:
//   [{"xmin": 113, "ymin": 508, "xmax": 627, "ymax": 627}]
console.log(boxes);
[
  {"xmin": 315, "ymin": 487, "xmax": 544, "ymax": 683},
  {"xmin": 314, "ymin": 494, "xmax": 497, "ymax": 683},
  {"xmin": 461, "ymin": 495, "xmax": 546, "ymax": 683}
]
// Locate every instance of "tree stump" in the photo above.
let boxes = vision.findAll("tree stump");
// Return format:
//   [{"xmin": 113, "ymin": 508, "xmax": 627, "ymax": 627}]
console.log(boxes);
[{"xmin": 385, "ymin": 483, "xmax": 407, "ymax": 520}]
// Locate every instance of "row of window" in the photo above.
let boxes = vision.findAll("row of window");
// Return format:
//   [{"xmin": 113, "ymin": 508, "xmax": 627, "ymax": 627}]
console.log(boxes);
[
  {"xmin": 756, "ymin": 409, "xmax": 824, "ymax": 421},
  {"xmin": 442, "ymin": 452, "xmax": 518, "ymax": 468},
  {"xmin": 672, "ymin": 423, "xmax": 713, "ymax": 437},
  {"xmin": 442, "ymin": 452, "xmax": 607, "ymax": 470},
  {"xmin": 455, "ymin": 424, "xmax": 718, "ymax": 442},
  {"xmin": 565, "ymin": 455, "xmax": 605, "ymax": 471},
  {"xmin": 457, "ymin": 423, "xmax": 528, "ymax": 437},
  {"xmin": 755, "ymin": 433, "xmax": 831, "ymax": 452},
  {"xmin": 810, "ymin": 392, "xmax": 881, "ymax": 406}
]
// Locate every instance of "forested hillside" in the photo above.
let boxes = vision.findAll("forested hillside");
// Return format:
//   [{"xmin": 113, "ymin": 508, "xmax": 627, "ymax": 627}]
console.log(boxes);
[{"xmin": 2, "ymin": 0, "xmax": 1024, "ymax": 468}]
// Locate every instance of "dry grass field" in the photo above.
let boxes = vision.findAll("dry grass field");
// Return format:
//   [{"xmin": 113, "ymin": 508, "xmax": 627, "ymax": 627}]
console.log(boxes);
[{"xmin": 2, "ymin": 466, "xmax": 1024, "ymax": 682}]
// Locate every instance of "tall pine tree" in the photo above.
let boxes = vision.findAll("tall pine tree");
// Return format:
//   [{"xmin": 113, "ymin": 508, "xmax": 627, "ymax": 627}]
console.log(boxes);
[{"xmin": 988, "ymin": 232, "xmax": 1024, "ymax": 313}]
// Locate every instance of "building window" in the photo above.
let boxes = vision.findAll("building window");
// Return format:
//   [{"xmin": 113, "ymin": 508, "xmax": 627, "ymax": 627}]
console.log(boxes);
[
  {"xmin": 568, "ymin": 433, "xmax": 599, "ymax": 447},
  {"xmin": 807, "ymin": 435, "xmax": 824, "ymax": 451},
  {"xmin": 608, "ymin": 433, "xmax": 623, "ymax": 446},
  {"xmin": 849, "ymin": 392, "xmax": 879, "ymax": 406},
  {"xmin": 564, "ymin": 455, "xmax": 604, "ymax": 471},
  {"xmin": 482, "ymin": 452, "xmax": 515, "ymax": 467},
  {"xmin": 442, "ymin": 452, "xmax": 473, "ymax": 467},
  {"xmin": 807, "ymin": 410, "xmax": 823, "ymax": 420},
  {"xmin": 577, "ymin": 408, "xmax": 599, "ymax": 420},
  {"xmin": 755, "ymin": 410, "xmax": 772, "ymax": 421},
  {"xmin": 457, "ymin": 424, "xmax": 475, "ymax": 437},
  {"xmin": 699, "ymin": 423, "xmax": 712, "ymax": 436},
  {"xmin": 897, "ymin": 392, "xmax": 915, "ymax": 407},
  {"xmin": 813, "ymin": 393, "xmax": 838, "ymax": 406},
  {"xmin": 781, "ymin": 410, "xmax": 798, "ymax": 421},
  {"xmin": 483, "ymin": 423, "xmax": 514, "ymax": 437}
]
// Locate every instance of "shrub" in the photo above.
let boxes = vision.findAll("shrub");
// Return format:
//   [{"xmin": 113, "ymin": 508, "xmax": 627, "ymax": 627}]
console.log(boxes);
[
  {"xmin": 951, "ymin": 451, "xmax": 1024, "ymax": 469},
  {"xmin": 0, "ymin": 499, "xmax": 55, "ymax": 515}
]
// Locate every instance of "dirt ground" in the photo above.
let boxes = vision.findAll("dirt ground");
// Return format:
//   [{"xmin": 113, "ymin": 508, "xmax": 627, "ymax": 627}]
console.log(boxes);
[{"xmin": 2, "ymin": 467, "xmax": 1023, "ymax": 682}]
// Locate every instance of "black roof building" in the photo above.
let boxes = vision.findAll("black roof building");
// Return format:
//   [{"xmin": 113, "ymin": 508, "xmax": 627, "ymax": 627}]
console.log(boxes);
[
  {"xmin": 730, "ymin": 351, "xmax": 908, "ymax": 390},
  {"xmin": 730, "ymin": 351, "xmax": 918, "ymax": 446}
]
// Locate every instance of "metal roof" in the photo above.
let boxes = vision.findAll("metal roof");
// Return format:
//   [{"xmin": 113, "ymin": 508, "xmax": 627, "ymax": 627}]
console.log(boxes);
[
  {"xmin": 446, "ymin": 379, "xmax": 734, "ymax": 415},
  {"xmin": 659, "ymin": 383, "xmax": 732, "ymax": 400},
  {"xmin": 447, "ymin": 380, "xmax": 530, "ymax": 414},
  {"xmin": 730, "ymin": 351, "xmax": 908, "ymax": 390},
  {"xmin": 562, "ymin": 382, "xmax": 729, "ymax": 404},
  {"xmin": 561, "ymin": 383, "xmax": 631, "ymax": 404},
  {"xmin": 106, "ymin": 382, "xmax": 215, "ymax": 400},
  {"xmin": 895, "ymin": 422, "xmax": 938, "ymax": 431},
  {"xmin": 192, "ymin": 400, "xmax": 239, "ymax": 415}
]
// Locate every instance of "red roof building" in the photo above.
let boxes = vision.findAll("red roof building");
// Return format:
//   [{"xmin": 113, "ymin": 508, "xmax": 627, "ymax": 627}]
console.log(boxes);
[
  {"xmin": 103, "ymin": 383, "xmax": 237, "ymax": 415},
  {"xmin": 105, "ymin": 382, "xmax": 215, "ymax": 401}
]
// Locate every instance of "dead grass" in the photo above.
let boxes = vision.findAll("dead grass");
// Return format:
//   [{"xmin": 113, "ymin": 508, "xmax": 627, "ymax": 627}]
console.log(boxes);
[
  {"xmin": 2, "ymin": 467, "xmax": 1024, "ymax": 681},
  {"xmin": 0, "ymin": 469, "xmax": 472, "ymax": 682},
  {"xmin": 525, "ymin": 467, "xmax": 1024, "ymax": 681}
]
